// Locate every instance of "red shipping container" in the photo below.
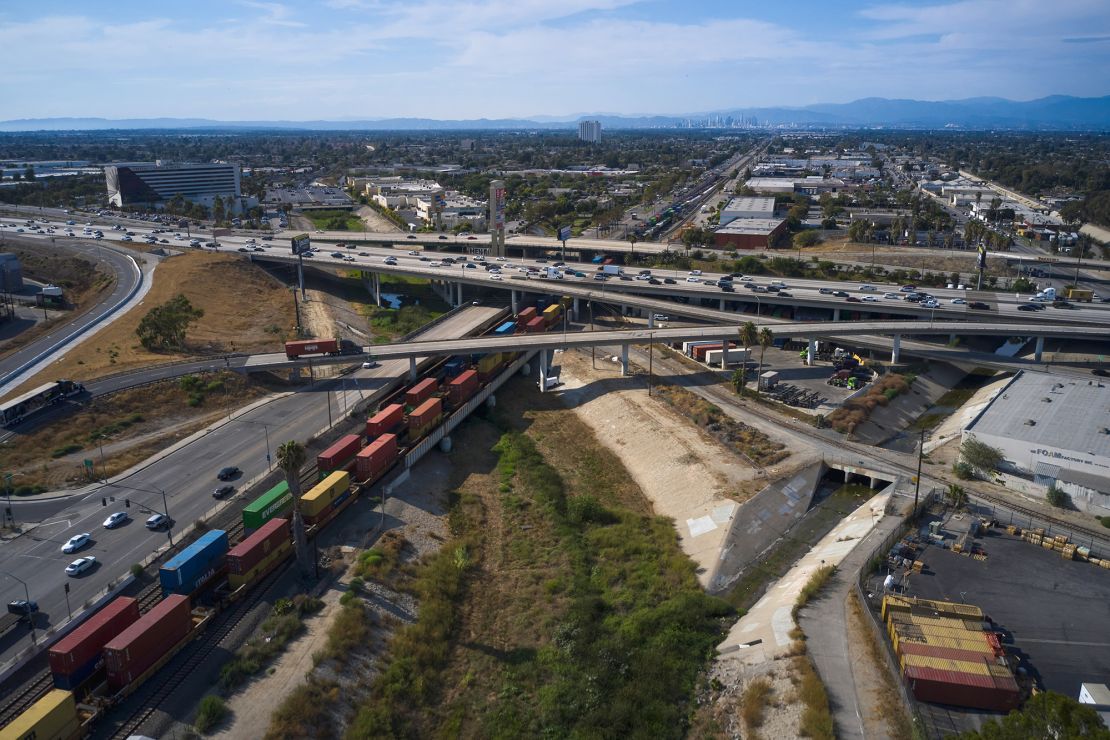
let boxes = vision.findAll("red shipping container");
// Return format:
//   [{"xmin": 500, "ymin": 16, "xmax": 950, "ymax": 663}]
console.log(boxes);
[
  {"xmin": 49, "ymin": 597, "xmax": 141, "ymax": 677},
  {"xmin": 317, "ymin": 434, "xmax": 361, "ymax": 472},
  {"xmin": 104, "ymin": 594, "xmax": 192, "ymax": 690},
  {"xmin": 525, "ymin": 316, "xmax": 546, "ymax": 333},
  {"xmin": 899, "ymin": 642, "xmax": 1000, "ymax": 664},
  {"xmin": 448, "ymin": 370, "xmax": 479, "ymax": 406},
  {"xmin": 366, "ymin": 403, "xmax": 404, "ymax": 438},
  {"xmin": 408, "ymin": 397, "xmax": 443, "ymax": 430},
  {"xmin": 356, "ymin": 434, "xmax": 399, "ymax": 481},
  {"xmin": 405, "ymin": 378, "xmax": 439, "ymax": 407},
  {"xmin": 517, "ymin": 306, "xmax": 537, "ymax": 325},
  {"xmin": 903, "ymin": 665, "xmax": 1020, "ymax": 711},
  {"xmin": 228, "ymin": 518, "xmax": 290, "ymax": 576}
]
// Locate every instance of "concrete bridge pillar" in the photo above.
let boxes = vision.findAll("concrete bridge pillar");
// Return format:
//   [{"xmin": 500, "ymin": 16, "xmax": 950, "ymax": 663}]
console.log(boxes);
[
  {"xmin": 373, "ymin": 272, "xmax": 381, "ymax": 307},
  {"xmin": 833, "ymin": 308, "xmax": 841, "ymax": 321},
  {"xmin": 572, "ymin": 297, "xmax": 580, "ymax": 321},
  {"xmin": 869, "ymin": 475, "xmax": 879, "ymax": 489},
  {"xmin": 807, "ymin": 338, "xmax": 817, "ymax": 365},
  {"xmin": 539, "ymin": 348, "xmax": 549, "ymax": 392},
  {"xmin": 456, "ymin": 281, "xmax": 463, "ymax": 307},
  {"xmin": 891, "ymin": 334, "xmax": 902, "ymax": 365},
  {"xmin": 648, "ymin": 313, "xmax": 655, "ymax": 329},
  {"xmin": 1035, "ymin": 336, "xmax": 1045, "ymax": 362},
  {"xmin": 511, "ymin": 290, "xmax": 519, "ymax": 315},
  {"xmin": 409, "ymin": 356, "xmax": 417, "ymax": 382},
  {"xmin": 621, "ymin": 344, "xmax": 629, "ymax": 376},
  {"xmin": 719, "ymin": 298, "xmax": 726, "ymax": 311}
]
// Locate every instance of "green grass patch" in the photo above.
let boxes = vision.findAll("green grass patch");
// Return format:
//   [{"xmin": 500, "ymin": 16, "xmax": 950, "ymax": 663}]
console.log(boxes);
[
  {"xmin": 934, "ymin": 386, "xmax": 978, "ymax": 408},
  {"xmin": 362, "ymin": 304, "xmax": 445, "ymax": 343},
  {"xmin": 218, "ymin": 595, "xmax": 322, "ymax": 691},
  {"xmin": 50, "ymin": 443, "xmax": 83, "ymax": 458},
  {"xmin": 265, "ymin": 678, "xmax": 340, "ymax": 740},
  {"xmin": 794, "ymin": 656, "xmax": 836, "ymax": 739},
  {"xmin": 193, "ymin": 695, "xmax": 228, "ymax": 735},
  {"xmin": 303, "ymin": 209, "xmax": 363, "ymax": 231},
  {"xmin": 793, "ymin": 564, "xmax": 837, "ymax": 619}
]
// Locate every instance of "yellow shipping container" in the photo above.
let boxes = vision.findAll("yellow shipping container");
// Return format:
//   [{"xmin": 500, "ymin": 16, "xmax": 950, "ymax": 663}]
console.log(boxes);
[
  {"xmin": 300, "ymin": 471, "xmax": 350, "ymax": 518},
  {"xmin": 476, "ymin": 353, "xmax": 502, "ymax": 374},
  {"xmin": 542, "ymin": 304, "xmax": 562, "ymax": 323},
  {"xmin": 900, "ymin": 653, "xmax": 992, "ymax": 676},
  {"xmin": 881, "ymin": 594, "xmax": 917, "ymax": 621},
  {"xmin": 1006, "ymin": 525, "xmax": 1019, "ymax": 535},
  {"xmin": 0, "ymin": 689, "xmax": 79, "ymax": 740}
]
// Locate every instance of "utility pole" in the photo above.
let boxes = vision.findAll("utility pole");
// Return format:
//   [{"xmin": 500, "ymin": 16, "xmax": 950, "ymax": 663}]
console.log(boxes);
[{"xmin": 913, "ymin": 428, "xmax": 925, "ymax": 518}]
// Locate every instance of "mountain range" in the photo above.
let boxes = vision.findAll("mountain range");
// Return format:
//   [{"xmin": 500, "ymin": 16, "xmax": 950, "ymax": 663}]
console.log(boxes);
[{"xmin": 1, "ymin": 96, "xmax": 1107, "ymax": 132}]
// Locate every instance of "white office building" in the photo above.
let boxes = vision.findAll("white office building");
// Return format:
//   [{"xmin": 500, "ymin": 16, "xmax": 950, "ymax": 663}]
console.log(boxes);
[
  {"xmin": 578, "ymin": 120, "xmax": 601, "ymax": 143},
  {"xmin": 719, "ymin": 196, "xmax": 776, "ymax": 226},
  {"xmin": 104, "ymin": 162, "xmax": 241, "ymax": 208}
]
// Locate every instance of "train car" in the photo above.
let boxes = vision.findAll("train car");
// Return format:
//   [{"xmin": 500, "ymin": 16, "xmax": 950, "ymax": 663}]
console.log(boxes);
[
  {"xmin": 516, "ymin": 306, "xmax": 537, "ymax": 327},
  {"xmin": 158, "ymin": 530, "xmax": 229, "ymax": 597},
  {"xmin": 405, "ymin": 378, "xmax": 439, "ymax": 408},
  {"xmin": 475, "ymin": 353, "xmax": 505, "ymax": 382},
  {"xmin": 317, "ymin": 434, "xmax": 362, "ymax": 479},
  {"xmin": 447, "ymin": 369, "xmax": 479, "ymax": 407},
  {"xmin": 524, "ymin": 316, "xmax": 546, "ymax": 333},
  {"xmin": 227, "ymin": 518, "xmax": 292, "ymax": 591},
  {"xmin": 103, "ymin": 594, "xmax": 193, "ymax": 691},
  {"xmin": 242, "ymin": 481, "xmax": 293, "ymax": 533},
  {"xmin": 48, "ymin": 597, "xmax": 141, "ymax": 691},
  {"xmin": 300, "ymin": 471, "xmax": 352, "ymax": 525},
  {"xmin": 1, "ymin": 689, "xmax": 89, "ymax": 740},
  {"xmin": 493, "ymin": 321, "xmax": 516, "ymax": 337},
  {"xmin": 355, "ymin": 434, "xmax": 399, "ymax": 483},
  {"xmin": 443, "ymin": 357, "xmax": 468, "ymax": 377},
  {"xmin": 408, "ymin": 397, "xmax": 443, "ymax": 440},
  {"xmin": 366, "ymin": 403, "xmax": 404, "ymax": 438},
  {"xmin": 542, "ymin": 304, "xmax": 562, "ymax": 326}
]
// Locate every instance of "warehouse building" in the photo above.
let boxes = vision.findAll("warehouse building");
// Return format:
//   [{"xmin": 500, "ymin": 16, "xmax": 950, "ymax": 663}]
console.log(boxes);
[
  {"xmin": 105, "ymin": 162, "xmax": 241, "ymax": 208},
  {"xmin": 719, "ymin": 196, "xmax": 775, "ymax": 226},
  {"xmin": 713, "ymin": 218, "xmax": 787, "ymax": 249},
  {"xmin": 964, "ymin": 371, "xmax": 1110, "ymax": 514}
]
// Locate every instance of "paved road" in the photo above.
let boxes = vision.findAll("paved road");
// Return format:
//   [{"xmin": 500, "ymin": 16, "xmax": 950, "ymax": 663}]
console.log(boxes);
[
  {"xmin": 0, "ymin": 234, "xmax": 146, "ymax": 395},
  {"xmin": 0, "ymin": 305, "xmax": 502, "ymax": 667}
]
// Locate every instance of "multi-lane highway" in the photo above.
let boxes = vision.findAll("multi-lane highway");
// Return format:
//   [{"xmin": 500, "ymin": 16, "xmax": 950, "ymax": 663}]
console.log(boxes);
[{"xmin": 0, "ymin": 305, "xmax": 502, "ymax": 668}]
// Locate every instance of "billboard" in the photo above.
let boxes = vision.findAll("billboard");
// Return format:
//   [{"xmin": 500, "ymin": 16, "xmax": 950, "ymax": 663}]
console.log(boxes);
[
  {"xmin": 490, "ymin": 181, "xmax": 506, "ymax": 231},
  {"xmin": 291, "ymin": 233, "xmax": 311, "ymax": 255},
  {"xmin": 977, "ymin": 243, "xmax": 987, "ymax": 270},
  {"xmin": 558, "ymin": 226, "xmax": 572, "ymax": 242}
]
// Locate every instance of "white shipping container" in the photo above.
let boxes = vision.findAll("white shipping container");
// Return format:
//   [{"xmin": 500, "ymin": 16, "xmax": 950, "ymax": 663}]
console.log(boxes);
[{"xmin": 704, "ymin": 348, "xmax": 751, "ymax": 367}]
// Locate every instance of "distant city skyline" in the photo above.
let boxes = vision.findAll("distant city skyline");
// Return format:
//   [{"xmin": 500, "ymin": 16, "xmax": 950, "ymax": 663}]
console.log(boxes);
[{"xmin": 2, "ymin": 0, "xmax": 1108, "ymax": 120}]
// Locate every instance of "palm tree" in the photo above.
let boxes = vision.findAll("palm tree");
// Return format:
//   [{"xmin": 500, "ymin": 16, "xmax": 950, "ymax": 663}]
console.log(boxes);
[
  {"xmin": 738, "ymin": 321, "xmax": 758, "ymax": 391},
  {"xmin": 756, "ymin": 327, "xmax": 774, "ymax": 393},
  {"xmin": 277, "ymin": 440, "xmax": 313, "ymax": 578}
]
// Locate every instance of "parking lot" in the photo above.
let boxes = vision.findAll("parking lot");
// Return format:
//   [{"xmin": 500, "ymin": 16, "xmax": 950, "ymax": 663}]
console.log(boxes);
[{"xmin": 907, "ymin": 525, "xmax": 1110, "ymax": 700}]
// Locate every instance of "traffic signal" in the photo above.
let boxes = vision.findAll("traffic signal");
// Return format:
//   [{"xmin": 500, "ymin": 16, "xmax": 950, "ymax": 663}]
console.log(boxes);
[
  {"xmin": 125, "ymin": 498, "xmax": 130, "ymax": 508},
  {"xmin": 64, "ymin": 583, "xmax": 69, "ymax": 594}
]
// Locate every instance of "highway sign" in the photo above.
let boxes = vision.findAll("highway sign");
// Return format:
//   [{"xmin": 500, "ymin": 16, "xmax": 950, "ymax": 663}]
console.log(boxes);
[
  {"xmin": 558, "ymin": 226, "xmax": 572, "ymax": 242},
  {"xmin": 291, "ymin": 233, "xmax": 311, "ymax": 255}
]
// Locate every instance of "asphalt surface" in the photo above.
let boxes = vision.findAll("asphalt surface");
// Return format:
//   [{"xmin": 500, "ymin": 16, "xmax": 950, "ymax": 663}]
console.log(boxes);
[
  {"xmin": 0, "ymin": 232, "xmax": 145, "ymax": 395},
  {"xmin": 0, "ymin": 305, "xmax": 501, "ymax": 667}
]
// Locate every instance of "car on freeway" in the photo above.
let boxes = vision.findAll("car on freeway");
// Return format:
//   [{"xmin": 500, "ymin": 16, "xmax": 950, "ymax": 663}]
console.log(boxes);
[
  {"xmin": 968, "ymin": 301, "xmax": 991, "ymax": 310},
  {"xmin": 884, "ymin": 292, "xmax": 901, "ymax": 299},
  {"xmin": 832, "ymin": 290, "xmax": 849, "ymax": 298},
  {"xmin": 463, "ymin": 262, "xmax": 477, "ymax": 269},
  {"xmin": 262, "ymin": 236, "xmax": 273, "ymax": 241},
  {"xmin": 362, "ymin": 360, "xmax": 380, "ymax": 369},
  {"xmin": 921, "ymin": 300, "xmax": 939, "ymax": 308},
  {"xmin": 648, "ymin": 278, "xmax": 661, "ymax": 285},
  {"xmin": 861, "ymin": 295, "xmax": 879, "ymax": 302},
  {"xmin": 490, "ymin": 273, "xmax": 502, "ymax": 280},
  {"xmin": 358, "ymin": 252, "xmax": 369, "ymax": 257},
  {"xmin": 238, "ymin": 247, "xmax": 250, "ymax": 252},
  {"xmin": 663, "ymin": 277, "xmax": 677, "ymax": 285},
  {"xmin": 819, "ymin": 288, "xmax": 834, "ymax": 295},
  {"xmin": 845, "ymin": 296, "xmax": 861, "ymax": 303},
  {"xmin": 1051, "ymin": 300, "xmax": 1074, "ymax": 309},
  {"xmin": 344, "ymin": 256, "xmax": 355, "ymax": 262},
  {"xmin": 331, "ymin": 251, "xmax": 345, "ymax": 259},
  {"xmin": 467, "ymin": 236, "xmax": 476, "ymax": 240},
  {"xmin": 653, "ymin": 314, "xmax": 670, "ymax": 322},
  {"xmin": 213, "ymin": 485, "xmax": 236, "ymax": 499},
  {"xmin": 121, "ymin": 236, "xmax": 132, "ymax": 242},
  {"xmin": 145, "ymin": 513, "xmax": 171, "ymax": 530},
  {"xmin": 438, "ymin": 235, "xmax": 448, "ymax": 240},
  {"xmin": 407, "ymin": 235, "xmax": 417, "ymax": 239},
  {"xmin": 383, "ymin": 257, "xmax": 397, "ymax": 265},
  {"xmin": 688, "ymin": 270, "xmax": 702, "ymax": 276},
  {"xmin": 776, "ymin": 291, "xmax": 793, "ymax": 298},
  {"xmin": 685, "ymin": 276, "xmax": 700, "ymax": 283},
  {"xmin": 7, "ymin": 600, "xmax": 38, "ymax": 617},
  {"xmin": 950, "ymin": 298, "xmax": 966, "ymax": 305},
  {"xmin": 900, "ymin": 285, "xmax": 917, "ymax": 292},
  {"xmin": 103, "ymin": 512, "xmax": 127, "ymax": 530},
  {"xmin": 1016, "ymin": 303, "xmax": 1041, "ymax": 312},
  {"xmin": 62, "ymin": 533, "xmax": 91, "ymax": 553},
  {"xmin": 859, "ymin": 285, "xmax": 877, "ymax": 291},
  {"xmin": 496, "ymin": 256, "xmax": 506, "ymax": 261},
  {"xmin": 593, "ymin": 273, "xmax": 608, "ymax": 281},
  {"xmin": 217, "ymin": 466, "xmax": 241, "ymax": 481},
  {"xmin": 65, "ymin": 556, "xmax": 97, "ymax": 577},
  {"xmin": 721, "ymin": 285, "xmax": 735, "ymax": 292},
  {"xmin": 407, "ymin": 250, "xmax": 419, "ymax": 256}
]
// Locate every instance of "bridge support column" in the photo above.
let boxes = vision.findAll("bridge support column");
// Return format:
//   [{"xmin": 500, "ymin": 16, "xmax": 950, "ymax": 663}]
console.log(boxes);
[
  {"xmin": 511, "ymin": 290, "xmax": 519, "ymax": 315},
  {"xmin": 539, "ymin": 349, "xmax": 548, "ymax": 392},
  {"xmin": 807, "ymin": 338, "xmax": 817, "ymax": 366},
  {"xmin": 1034, "ymin": 336, "xmax": 1045, "ymax": 363},
  {"xmin": 719, "ymin": 298, "xmax": 726, "ymax": 311},
  {"xmin": 373, "ymin": 272, "xmax": 381, "ymax": 307},
  {"xmin": 833, "ymin": 308, "xmax": 841, "ymax": 321},
  {"xmin": 621, "ymin": 344, "xmax": 629, "ymax": 376},
  {"xmin": 648, "ymin": 313, "xmax": 655, "ymax": 329},
  {"xmin": 949, "ymin": 333, "xmax": 957, "ymax": 345},
  {"xmin": 891, "ymin": 334, "xmax": 902, "ymax": 365},
  {"xmin": 408, "ymin": 356, "xmax": 417, "ymax": 382},
  {"xmin": 456, "ymin": 281, "xmax": 463, "ymax": 307},
  {"xmin": 572, "ymin": 297, "xmax": 580, "ymax": 321}
]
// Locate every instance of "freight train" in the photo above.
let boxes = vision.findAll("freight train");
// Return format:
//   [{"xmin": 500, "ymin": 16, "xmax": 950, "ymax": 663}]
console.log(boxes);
[{"xmin": 1, "ymin": 300, "xmax": 562, "ymax": 740}]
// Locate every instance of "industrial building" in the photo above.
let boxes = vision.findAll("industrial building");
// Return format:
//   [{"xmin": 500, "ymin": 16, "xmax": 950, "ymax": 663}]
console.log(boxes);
[
  {"xmin": 964, "ymin": 371, "xmax": 1110, "ymax": 515},
  {"xmin": 719, "ymin": 196, "xmax": 775, "ymax": 226},
  {"xmin": 104, "ymin": 162, "xmax": 241, "ymax": 208},
  {"xmin": 578, "ymin": 120, "xmax": 601, "ymax": 143},
  {"xmin": 712, "ymin": 218, "xmax": 787, "ymax": 249},
  {"xmin": 0, "ymin": 254, "xmax": 23, "ymax": 292}
]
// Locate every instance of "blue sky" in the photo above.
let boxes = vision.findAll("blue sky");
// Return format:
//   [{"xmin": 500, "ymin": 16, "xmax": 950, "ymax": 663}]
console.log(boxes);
[{"xmin": 1, "ymin": 0, "xmax": 1108, "ymax": 120}]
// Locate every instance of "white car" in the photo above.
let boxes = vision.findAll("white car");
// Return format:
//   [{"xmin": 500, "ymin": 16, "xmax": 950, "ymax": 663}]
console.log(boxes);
[
  {"xmin": 859, "ymin": 284, "xmax": 877, "ymax": 291},
  {"xmin": 407, "ymin": 250, "xmax": 419, "ymax": 256},
  {"xmin": 861, "ymin": 295, "xmax": 880, "ymax": 302},
  {"xmin": 921, "ymin": 300, "xmax": 939, "ymax": 308},
  {"xmin": 884, "ymin": 292, "xmax": 901, "ymax": 299},
  {"xmin": 496, "ymin": 256, "xmax": 507, "ymax": 262},
  {"xmin": 65, "ymin": 556, "xmax": 97, "ymax": 576},
  {"xmin": 121, "ymin": 236, "xmax": 132, "ymax": 242},
  {"xmin": 62, "ymin": 533, "xmax": 91, "ymax": 553},
  {"xmin": 950, "ymin": 298, "xmax": 966, "ymax": 305},
  {"xmin": 689, "ymin": 270, "xmax": 702, "ymax": 276},
  {"xmin": 103, "ymin": 512, "xmax": 129, "ymax": 528},
  {"xmin": 361, "ymin": 360, "xmax": 380, "ymax": 369},
  {"xmin": 490, "ymin": 273, "xmax": 502, "ymax": 280},
  {"xmin": 686, "ymin": 276, "xmax": 701, "ymax": 283}
]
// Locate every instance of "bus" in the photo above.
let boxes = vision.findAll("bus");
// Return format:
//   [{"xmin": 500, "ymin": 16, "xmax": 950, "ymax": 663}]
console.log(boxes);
[{"xmin": 0, "ymin": 380, "xmax": 85, "ymax": 427}]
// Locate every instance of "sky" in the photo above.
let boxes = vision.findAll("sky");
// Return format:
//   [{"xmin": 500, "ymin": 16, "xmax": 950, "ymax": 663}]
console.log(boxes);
[{"xmin": 1, "ymin": 0, "xmax": 1108, "ymax": 120}]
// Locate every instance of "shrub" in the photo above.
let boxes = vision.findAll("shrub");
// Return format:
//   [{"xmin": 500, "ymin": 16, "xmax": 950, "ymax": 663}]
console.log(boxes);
[
  {"xmin": 130, "ymin": 564, "xmax": 144, "ymax": 578},
  {"xmin": 194, "ymin": 695, "xmax": 228, "ymax": 734},
  {"xmin": 741, "ymin": 677, "xmax": 773, "ymax": 732},
  {"xmin": 1046, "ymin": 486, "xmax": 1070, "ymax": 509},
  {"xmin": 953, "ymin": 461, "xmax": 975, "ymax": 480}
]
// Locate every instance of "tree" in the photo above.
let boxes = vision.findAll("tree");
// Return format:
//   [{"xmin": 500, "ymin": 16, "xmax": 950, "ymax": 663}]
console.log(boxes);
[
  {"xmin": 24, "ymin": 166, "xmax": 35, "ymax": 181},
  {"xmin": 135, "ymin": 294, "xmax": 204, "ymax": 351},
  {"xmin": 1046, "ymin": 486, "xmax": 1071, "ymax": 509},
  {"xmin": 213, "ymin": 195, "xmax": 226, "ymax": 225},
  {"xmin": 793, "ymin": 230, "xmax": 821, "ymax": 248},
  {"xmin": 960, "ymin": 435, "xmax": 1004, "ymax": 477},
  {"xmin": 945, "ymin": 484, "xmax": 968, "ymax": 508},
  {"xmin": 277, "ymin": 440, "xmax": 313, "ymax": 579},
  {"xmin": 953, "ymin": 691, "xmax": 1110, "ymax": 740},
  {"xmin": 738, "ymin": 321, "xmax": 758, "ymax": 390},
  {"xmin": 756, "ymin": 327, "xmax": 774, "ymax": 393}
]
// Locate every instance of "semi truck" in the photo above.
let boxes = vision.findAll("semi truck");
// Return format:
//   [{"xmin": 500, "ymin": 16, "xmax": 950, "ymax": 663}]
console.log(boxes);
[
  {"xmin": 284, "ymin": 338, "xmax": 361, "ymax": 359},
  {"xmin": 1065, "ymin": 287, "xmax": 1093, "ymax": 302}
]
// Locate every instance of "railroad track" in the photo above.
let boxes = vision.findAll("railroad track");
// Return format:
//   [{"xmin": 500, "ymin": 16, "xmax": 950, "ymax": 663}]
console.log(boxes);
[
  {"xmin": 104, "ymin": 564, "xmax": 286, "ymax": 740},
  {"xmin": 0, "ymin": 671, "xmax": 53, "ymax": 728}
]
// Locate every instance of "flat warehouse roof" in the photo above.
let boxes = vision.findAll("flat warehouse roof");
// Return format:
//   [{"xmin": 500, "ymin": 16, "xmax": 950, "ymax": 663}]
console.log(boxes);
[
  {"xmin": 968, "ymin": 371, "xmax": 1110, "ymax": 460},
  {"xmin": 715, "ymin": 218, "xmax": 786, "ymax": 235}
]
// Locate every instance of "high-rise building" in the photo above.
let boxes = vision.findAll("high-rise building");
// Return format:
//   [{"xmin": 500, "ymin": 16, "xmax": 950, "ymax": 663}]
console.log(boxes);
[
  {"xmin": 104, "ymin": 162, "xmax": 241, "ymax": 207},
  {"xmin": 577, "ymin": 120, "xmax": 601, "ymax": 143}
]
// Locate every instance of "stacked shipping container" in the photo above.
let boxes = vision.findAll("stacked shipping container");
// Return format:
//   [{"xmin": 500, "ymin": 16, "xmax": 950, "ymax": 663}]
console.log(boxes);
[
  {"xmin": 356, "ymin": 434, "xmax": 399, "ymax": 483},
  {"xmin": 301, "ymin": 471, "xmax": 352, "ymax": 525},
  {"xmin": 48, "ymin": 597, "xmax": 141, "ymax": 690},
  {"xmin": 448, "ymin": 370, "xmax": 479, "ymax": 407},
  {"xmin": 159, "ymin": 530, "xmax": 229, "ymax": 597},
  {"xmin": 227, "ymin": 518, "xmax": 292, "ymax": 590},
  {"xmin": 405, "ymin": 378, "xmax": 438, "ymax": 407},
  {"xmin": 408, "ymin": 397, "xmax": 443, "ymax": 439},
  {"xmin": 242, "ymin": 481, "xmax": 293, "ymax": 533},
  {"xmin": 316, "ymin": 434, "xmax": 362, "ymax": 478},
  {"xmin": 104, "ymin": 594, "xmax": 193, "ymax": 691}
]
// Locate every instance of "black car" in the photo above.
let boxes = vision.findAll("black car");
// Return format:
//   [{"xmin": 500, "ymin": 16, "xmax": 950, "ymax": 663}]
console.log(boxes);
[
  {"xmin": 217, "ymin": 466, "xmax": 241, "ymax": 481},
  {"xmin": 832, "ymin": 290, "xmax": 849, "ymax": 298},
  {"xmin": 721, "ymin": 285, "xmax": 735, "ymax": 292},
  {"xmin": 1051, "ymin": 300, "xmax": 1074, "ymax": 309},
  {"xmin": 663, "ymin": 278, "xmax": 677, "ymax": 285},
  {"xmin": 648, "ymin": 278, "xmax": 661, "ymax": 285},
  {"xmin": 777, "ymin": 291, "xmax": 792, "ymax": 297},
  {"xmin": 968, "ymin": 301, "xmax": 990, "ymax": 310},
  {"xmin": 1016, "ymin": 304, "xmax": 1040, "ymax": 312},
  {"xmin": 261, "ymin": 236, "xmax": 274, "ymax": 241},
  {"xmin": 7, "ymin": 599, "xmax": 38, "ymax": 617},
  {"xmin": 213, "ymin": 485, "xmax": 236, "ymax": 499}
]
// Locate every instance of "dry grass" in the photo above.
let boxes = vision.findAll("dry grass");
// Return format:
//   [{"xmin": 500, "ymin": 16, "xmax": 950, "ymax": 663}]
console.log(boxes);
[
  {"xmin": 741, "ymin": 676, "xmax": 774, "ymax": 737},
  {"xmin": 792, "ymin": 564, "xmax": 838, "ymax": 619},
  {"xmin": 1, "ymin": 250, "xmax": 296, "ymax": 402},
  {"xmin": 791, "ymin": 655, "xmax": 836, "ymax": 739},
  {"xmin": 0, "ymin": 371, "xmax": 270, "ymax": 490},
  {"xmin": 847, "ymin": 596, "xmax": 914, "ymax": 739},
  {"xmin": 654, "ymin": 383, "xmax": 789, "ymax": 467},
  {"xmin": 827, "ymin": 373, "xmax": 915, "ymax": 434}
]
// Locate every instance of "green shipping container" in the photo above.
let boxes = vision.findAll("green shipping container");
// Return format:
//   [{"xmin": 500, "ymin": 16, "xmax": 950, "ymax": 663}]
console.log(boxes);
[{"xmin": 242, "ymin": 481, "xmax": 293, "ymax": 532}]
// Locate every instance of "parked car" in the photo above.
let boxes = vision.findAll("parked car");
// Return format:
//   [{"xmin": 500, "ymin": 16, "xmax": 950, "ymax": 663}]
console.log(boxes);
[
  {"xmin": 62, "ymin": 533, "xmax": 91, "ymax": 553},
  {"xmin": 65, "ymin": 556, "xmax": 97, "ymax": 576},
  {"xmin": 103, "ymin": 512, "xmax": 129, "ymax": 529}
]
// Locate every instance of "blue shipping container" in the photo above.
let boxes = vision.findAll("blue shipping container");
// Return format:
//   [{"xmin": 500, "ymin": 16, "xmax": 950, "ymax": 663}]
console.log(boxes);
[
  {"xmin": 159, "ymin": 530, "xmax": 229, "ymax": 597},
  {"xmin": 494, "ymin": 321, "xmax": 516, "ymax": 336}
]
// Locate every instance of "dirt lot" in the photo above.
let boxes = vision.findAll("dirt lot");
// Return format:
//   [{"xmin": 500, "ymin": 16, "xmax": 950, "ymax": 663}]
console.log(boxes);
[
  {"xmin": 1, "ymin": 251, "xmax": 297, "ymax": 402},
  {"xmin": 355, "ymin": 205, "xmax": 402, "ymax": 233}
]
